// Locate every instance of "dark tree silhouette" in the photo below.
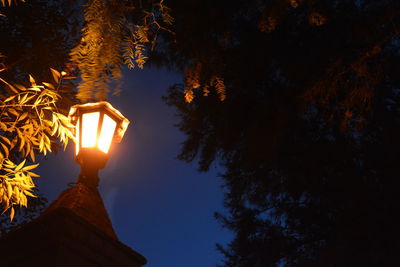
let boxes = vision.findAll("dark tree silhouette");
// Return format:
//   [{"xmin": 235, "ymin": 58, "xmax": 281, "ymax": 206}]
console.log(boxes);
[
  {"xmin": 0, "ymin": 193, "xmax": 47, "ymax": 238},
  {"xmin": 0, "ymin": 0, "xmax": 80, "ymax": 82},
  {"xmin": 158, "ymin": 0, "xmax": 400, "ymax": 266}
]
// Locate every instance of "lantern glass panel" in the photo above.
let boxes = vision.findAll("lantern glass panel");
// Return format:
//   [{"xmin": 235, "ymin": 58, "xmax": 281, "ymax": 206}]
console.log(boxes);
[
  {"xmin": 98, "ymin": 114, "xmax": 117, "ymax": 153},
  {"xmin": 81, "ymin": 112, "xmax": 100, "ymax": 148},
  {"xmin": 75, "ymin": 118, "xmax": 80, "ymax": 155}
]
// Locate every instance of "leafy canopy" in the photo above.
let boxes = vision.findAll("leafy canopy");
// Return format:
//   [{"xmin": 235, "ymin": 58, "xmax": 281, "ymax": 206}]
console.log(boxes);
[{"xmin": 159, "ymin": 0, "xmax": 400, "ymax": 265}]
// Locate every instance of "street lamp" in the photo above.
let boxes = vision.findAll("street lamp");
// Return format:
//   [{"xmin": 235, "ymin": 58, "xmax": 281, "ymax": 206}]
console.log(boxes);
[{"xmin": 68, "ymin": 101, "xmax": 129, "ymax": 186}]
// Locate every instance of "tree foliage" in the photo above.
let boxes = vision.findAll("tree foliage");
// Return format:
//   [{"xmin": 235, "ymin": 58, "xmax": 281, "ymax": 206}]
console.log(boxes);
[
  {"xmin": 0, "ymin": 0, "xmax": 78, "ymax": 221},
  {"xmin": 0, "ymin": 0, "xmax": 80, "ymax": 82},
  {"xmin": 70, "ymin": 0, "xmax": 173, "ymax": 101},
  {"xmin": 160, "ymin": 0, "xmax": 400, "ymax": 265},
  {"xmin": 0, "ymin": 69, "xmax": 76, "ymax": 220},
  {"xmin": 0, "ymin": 0, "xmax": 25, "ymax": 7}
]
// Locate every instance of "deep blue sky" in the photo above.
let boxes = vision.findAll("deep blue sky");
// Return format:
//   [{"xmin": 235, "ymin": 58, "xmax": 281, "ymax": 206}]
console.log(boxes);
[{"xmin": 36, "ymin": 67, "xmax": 232, "ymax": 267}]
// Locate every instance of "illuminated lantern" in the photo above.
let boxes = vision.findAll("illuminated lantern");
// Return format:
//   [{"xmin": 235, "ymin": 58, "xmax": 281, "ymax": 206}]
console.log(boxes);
[{"xmin": 68, "ymin": 102, "xmax": 129, "ymax": 184}]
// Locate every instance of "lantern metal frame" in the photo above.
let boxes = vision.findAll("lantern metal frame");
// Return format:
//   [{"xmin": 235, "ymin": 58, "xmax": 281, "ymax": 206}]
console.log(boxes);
[{"xmin": 68, "ymin": 101, "xmax": 130, "ymax": 187}]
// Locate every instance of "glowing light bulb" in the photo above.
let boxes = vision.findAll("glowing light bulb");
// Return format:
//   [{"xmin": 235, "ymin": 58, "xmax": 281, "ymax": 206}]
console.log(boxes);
[
  {"xmin": 98, "ymin": 114, "xmax": 117, "ymax": 153},
  {"xmin": 81, "ymin": 112, "xmax": 100, "ymax": 148}
]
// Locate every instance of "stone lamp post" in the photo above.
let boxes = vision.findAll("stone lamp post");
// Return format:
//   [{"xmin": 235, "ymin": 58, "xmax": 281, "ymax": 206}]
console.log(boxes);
[{"xmin": 0, "ymin": 102, "xmax": 146, "ymax": 267}]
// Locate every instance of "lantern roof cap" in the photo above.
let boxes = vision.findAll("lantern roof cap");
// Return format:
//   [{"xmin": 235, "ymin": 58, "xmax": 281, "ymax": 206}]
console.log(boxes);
[{"xmin": 68, "ymin": 101, "xmax": 130, "ymax": 143}]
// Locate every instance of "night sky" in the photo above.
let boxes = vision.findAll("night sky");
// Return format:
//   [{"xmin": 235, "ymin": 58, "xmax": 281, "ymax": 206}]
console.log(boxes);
[{"xmin": 36, "ymin": 67, "xmax": 232, "ymax": 267}]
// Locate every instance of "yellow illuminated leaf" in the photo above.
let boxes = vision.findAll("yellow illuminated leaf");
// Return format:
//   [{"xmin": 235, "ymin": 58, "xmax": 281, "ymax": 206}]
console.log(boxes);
[
  {"xmin": 0, "ymin": 77, "xmax": 18, "ymax": 93},
  {"xmin": 42, "ymin": 82, "xmax": 55, "ymax": 90},
  {"xmin": 3, "ymin": 95, "xmax": 17, "ymax": 102},
  {"xmin": 50, "ymin": 68, "xmax": 60, "ymax": 83},
  {"xmin": 10, "ymin": 207, "xmax": 14, "ymax": 221},
  {"xmin": 18, "ymin": 112, "xmax": 28, "ymax": 121},
  {"xmin": 19, "ymin": 136, "xmax": 25, "ymax": 152},
  {"xmin": 51, "ymin": 122, "xmax": 58, "ymax": 136},
  {"xmin": 24, "ymin": 142, "xmax": 31, "ymax": 158},
  {"xmin": 27, "ymin": 171, "xmax": 39, "ymax": 178},
  {"xmin": 7, "ymin": 182, "xmax": 12, "ymax": 199},
  {"xmin": 23, "ymin": 94, "xmax": 35, "ymax": 104},
  {"xmin": 13, "ymin": 186, "xmax": 19, "ymax": 198},
  {"xmin": 13, "ymin": 83, "xmax": 27, "ymax": 91},
  {"xmin": 4, "ymin": 159, "xmax": 15, "ymax": 168},
  {"xmin": 20, "ymin": 194, "xmax": 27, "ymax": 207},
  {"xmin": 8, "ymin": 108, "xmax": 19, "ymax": 117},
  {"xmin": 1, "ymin": 136, "xmax": 11, "ymax": 145},
  {"xmin": 0, "ymin": 121, "xmax": 7, "ymax": 131},
  {"xmin": 24, "ymin": 190, "xmax": 37, "ymax": 198},
  {"xmin": 15, "ymin": 159, "xmax": 26, "ymax": 171},
  {"xmin": 39, "ymin": 136, "xmax": 44, "ymax": 152},
  {"xmin": 31, "ymin": 136, "xmax": 39, "ymax": 146},
  {"xmin": 29, "ymin": 149, "xmax": 35, "ymax": 162},
  {"xmin": 44, "ymin": 134, "xmax": 51, "ymax": 152},
  {"xmin": 1, "ymin": 142, "xmax": 9, "ymax": 157},
  {"xmin": 29, "ymin": 87, "xmax": 41, "ymax": 92},
  {"xmin": 17, "ymin": 129, "xmax": 25, "ymax": 152},
  {"xmin": 29, "ymin": 75, "xmax": 36, "ymax": 86},
  {"xmin": 22, "ymin": 163, "xmax": 39, "ymax": 172},
  {"xmin": 20, "ymin": 94, "xmax": 28, "ymax": 105}
]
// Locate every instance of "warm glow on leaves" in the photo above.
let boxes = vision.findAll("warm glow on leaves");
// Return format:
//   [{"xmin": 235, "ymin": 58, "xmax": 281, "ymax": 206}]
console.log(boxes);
[
  {"xmin": 184, "ymin": 62, "xmax": 227, "ymax": 103},
  {"xmin": 0, "ymin": 69, "xmax": 75, "ymax": 220},
  {"xmin": 213, "ymin": 76, "xmax": 226, "ymax": 101},
  {"xmin": 0, "ymin": 159, "xmax": 38, "ymax": 221},
  {"xmin": 0, "ymin": 0, "xmax": 25, "ymax": 7},
  {"xmin": 70, "ymin": 0, "xmax": 174, "ymax": 101},
  {"xmin": 184, "ymin": 88, "xmax": 195, "ymax": 103},
  {"xmin": 184, "ymin": 63, "xmax": 202, "ymax": 103},
  {"xmin": 290, "ymin": 0, "xmax": 302, "ymax": 8},
  {"xmin": 259, "ymin": 17, "xmax": 278, "ymax": 33},
  {"xmin": 309, "ymin": 12, "xmax": 327, "ymax": 26}
]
